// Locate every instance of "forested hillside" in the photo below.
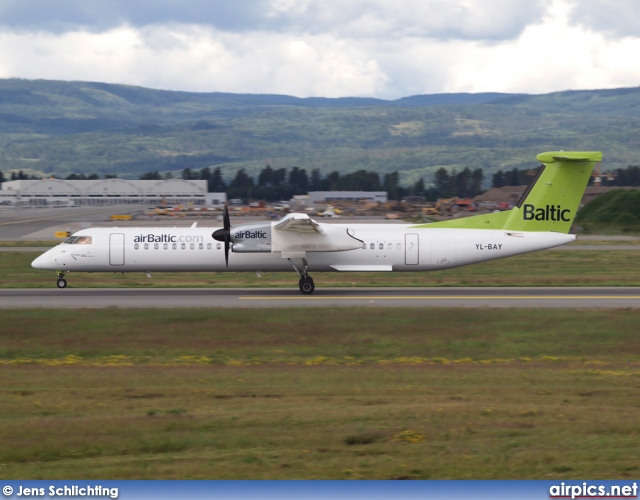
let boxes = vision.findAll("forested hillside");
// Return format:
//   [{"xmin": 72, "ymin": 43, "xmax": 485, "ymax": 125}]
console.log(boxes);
[
  {"xmin": 576, "ymin": 189, "xmax": 640, "ymax": 231},
  {"xmin": 0, "ymin": 79, "xmax": 638, "ymax": 186}
]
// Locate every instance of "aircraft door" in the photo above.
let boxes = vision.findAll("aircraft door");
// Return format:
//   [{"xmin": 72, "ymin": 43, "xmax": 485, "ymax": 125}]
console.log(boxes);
[
  {"xmin": 109, "ymin": 233, "xmax": 125, "ymax": 266},
  {"xmin": 405, "ymin": 233, "xmax": 419, "ymax": 265}
]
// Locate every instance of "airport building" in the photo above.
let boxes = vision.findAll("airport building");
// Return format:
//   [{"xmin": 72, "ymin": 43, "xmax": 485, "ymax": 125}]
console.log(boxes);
[
  {"xmin": 0, "ymin": 179, "xmax": 226, "ymax": 207},
  {"xmin": 308, "ymin": 191, "xmax": 388, "ymax": 204},
  {"xmin": 0, "ymin": 180, "xmax": 389, "ymax": 209}
]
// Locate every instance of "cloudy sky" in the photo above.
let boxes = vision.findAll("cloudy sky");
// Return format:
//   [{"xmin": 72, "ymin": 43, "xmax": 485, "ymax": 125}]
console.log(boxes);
[{"xmin": 0, "ymin": 0, "xmax": 639, "ymax": 99}]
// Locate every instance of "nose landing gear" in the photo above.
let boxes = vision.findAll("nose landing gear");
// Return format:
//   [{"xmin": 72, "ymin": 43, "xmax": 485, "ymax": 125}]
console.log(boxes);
[{"xmin": 56, "ymin": 273, "xmax": 67, "ymax": 289}]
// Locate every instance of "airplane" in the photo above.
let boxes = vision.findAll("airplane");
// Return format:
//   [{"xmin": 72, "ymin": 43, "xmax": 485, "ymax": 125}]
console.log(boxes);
[{"xmin": 32, "ymin": 151, "xmax": 601, "ymax": 294}]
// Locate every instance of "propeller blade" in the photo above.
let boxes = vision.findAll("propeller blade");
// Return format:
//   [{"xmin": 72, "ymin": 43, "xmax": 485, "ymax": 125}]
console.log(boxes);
[
  {"xmin": 212, "ymin": 202, "xmax": 232, "ymax": 267},
  {"xmin": 222, "ymin": 202, "xmax": 230, "ymax": 267},
  {"xmin": 223, "ymin": 201, "xmax": 230, "ymax": 230},
  {"xmin": 224, "ymin": 236, "xmax": 229, "ymax": 267}
]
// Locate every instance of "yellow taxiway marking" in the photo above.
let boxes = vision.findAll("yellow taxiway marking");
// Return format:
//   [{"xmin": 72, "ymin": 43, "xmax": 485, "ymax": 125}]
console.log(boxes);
[
  {"xmin": 240, "ymin": 295, "xmax": 640, "ymax": 300},
  {"xmin": 0, "ymin": 208, "xmax": 113, "ymax": 226}
]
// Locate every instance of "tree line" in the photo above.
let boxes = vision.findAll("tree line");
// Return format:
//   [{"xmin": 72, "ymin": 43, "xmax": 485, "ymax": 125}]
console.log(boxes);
[
  {"xmin": 597, "ymin": 165, "xmax": 640, "ymax": 186},
  {"xmin": 3, "ymin": 164, "xmax": 640, "ymax": 201},
  {"xmin": 491, "ymin": 168, "xmax": 534, "ymax": 188},
  {"xmin": 0, "ymin": 170, "xmax": 118, "ymax": 182},
  {"xmin": 167, "ymin": 165, "xmax": 487, "ymax": 202},
  {"xmin": 178, "ymin": 163, "xmax": 640, "ymax": 199}
]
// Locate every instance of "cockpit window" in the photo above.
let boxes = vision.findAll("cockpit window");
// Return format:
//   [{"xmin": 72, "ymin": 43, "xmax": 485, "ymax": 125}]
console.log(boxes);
[{"xmin": 62, "ymin": 236, "xmax": 92, "ymax": 245}]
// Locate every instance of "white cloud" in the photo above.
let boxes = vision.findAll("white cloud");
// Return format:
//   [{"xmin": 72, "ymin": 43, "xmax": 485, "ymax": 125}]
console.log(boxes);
[
  {"xmin": 265, "ymin": 0, "xmax": 550, "ymax": 41},
  {"xmin": 445, "ymin": 0, "xmax": 640, "ymax": 94},
  {"xmin": 567, "ymin": 0, "xmax": 640, "ymax": 39},
  {"xmin": 0, "ymin": 26, "xmax": 388, "ymax": 97},
  {"xmin": 0, "ymin": 28, "xmax": 141, "ymax": 85},
  {"xmin": 0, "ymin": 0, "xmax": 639, "ymax": 99}
]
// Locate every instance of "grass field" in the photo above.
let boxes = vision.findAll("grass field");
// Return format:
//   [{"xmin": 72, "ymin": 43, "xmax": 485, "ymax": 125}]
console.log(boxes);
[
  {"xmin": 2, "ymin": 245, "xmax": 639, "ymax": 479},
  {"xmin": 1, "ymin": 308, "xmax": 639, "ymax": 479},
  {"xmin": 5, "ymin": 247, "xmax": 640, "ymax": 288}
]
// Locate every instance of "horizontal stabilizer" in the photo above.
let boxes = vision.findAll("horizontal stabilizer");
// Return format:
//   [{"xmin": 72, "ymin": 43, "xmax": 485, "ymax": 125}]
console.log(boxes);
[{"xmin": 537, "ymin": 151, "xmax": 602, "ymax": 163}]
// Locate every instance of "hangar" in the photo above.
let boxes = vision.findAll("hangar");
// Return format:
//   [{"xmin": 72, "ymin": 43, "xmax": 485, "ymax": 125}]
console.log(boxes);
[
  {"xmin": 308, "ymin": 191, "xmax": 388, "ymax": 203},
  {"xmin": 0, "ymin": 179, "xmax": 225, "ymax": 206}
]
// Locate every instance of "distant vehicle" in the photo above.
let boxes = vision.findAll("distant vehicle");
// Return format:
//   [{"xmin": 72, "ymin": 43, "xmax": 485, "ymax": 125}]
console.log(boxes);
[
  {"xmin": 318, "ymin": 205, "xmax": 342, "ymax": 217},
  {"xmin": 435, "ymin": 197, "xmax": 476, "ymax": 214},
  {"xmin": 32, "ymin": 151, "xmax": 601, "ymax": 295},
  {"xmin": 422, "ymin": 207, "xmax": 441, "ymax": 216},
  {"xmin": 455, "ymin": 198, "xmax": 477, "ymax": 211}
]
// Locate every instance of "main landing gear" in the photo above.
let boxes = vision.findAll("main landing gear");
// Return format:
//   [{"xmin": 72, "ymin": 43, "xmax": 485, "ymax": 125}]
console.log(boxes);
[
  {"xmin": 299, "ymin": 275, "xmax": 315, "ymax": 295},
  {"xmin": 289, "ymin": 258, "xmax": 315, "ymax": 295},
  {"xmin": 56, "ymin": 272, "xmax": 67, "ymax": 289}
]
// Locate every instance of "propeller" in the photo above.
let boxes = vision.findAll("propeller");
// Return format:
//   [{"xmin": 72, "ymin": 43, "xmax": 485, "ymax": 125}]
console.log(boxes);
[{"xmin": 212, "ymin": 202, "xmax": 231, "ymax": 267}]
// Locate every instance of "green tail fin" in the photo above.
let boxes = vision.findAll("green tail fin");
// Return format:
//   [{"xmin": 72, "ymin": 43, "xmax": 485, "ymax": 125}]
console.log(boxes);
[
  {"xmin": 502, "ymin": 151, "xmax": 601, "ymax": 232},
  {"xmin": 411, "ymin": 151, "xmax": 602, "ymax": 233}
]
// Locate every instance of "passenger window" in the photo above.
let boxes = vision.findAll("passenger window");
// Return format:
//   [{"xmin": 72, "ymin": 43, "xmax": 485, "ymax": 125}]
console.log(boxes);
[
  {"xmin": 134, "ymin": 243, "xmax": 139, "ymax": 250},
  {"xmin": 144, "ymin": 243, "xmax": 149, "ymax": 250},
  {"xmin": 199, "ymin": 243, "xmax": 204, "ymax": 250},
  {"xmin": 379, "ymin": 243, "xmax": 383, "ymax": 250},
  {"xmin": 208, "ymin": 243, "xmax": 213, "ymax": 250},
  {"xmin": 163, "ymin": 243, "xmax": 168, "ymax": 250},
  {"xmin": 216, "ymin": 243, "xmax": 221, "ymax": 250},
  {"xmin": 387, "ymin": 243, "xmax": 392, "ymax": 250},
  {"xmin": 181, "ymin": 243, "xmax": 186, "ymax": 250},
  {"xmin": 370, "ymin": 243, "xmax": 374, "ymax": 249},
  {"xmin": 172, "ymin": 243, "xmax": 177, "ymax": 250},
  {"xmin": 154, "ymin": 243, "xmax": 159, "ymax": 250},
  {"xmin": 190, "ymin": 243, "xmax": 195, "ymax": 250},
  {"xmin": 396, "ymin": 243, "xmax": 401, "ymax": 250}
]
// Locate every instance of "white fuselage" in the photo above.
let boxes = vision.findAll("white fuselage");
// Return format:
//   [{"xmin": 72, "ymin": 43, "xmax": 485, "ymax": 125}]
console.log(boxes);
[{"xmin": 32, "ymin": 223, "xmax": 575, "ymax": 275}]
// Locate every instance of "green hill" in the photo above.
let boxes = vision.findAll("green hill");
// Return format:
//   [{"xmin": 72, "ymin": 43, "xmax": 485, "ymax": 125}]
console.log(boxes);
[
  {"xmin": 0, "ymin": 79, "xmax": 638, "ymax": 184},
  {"xmin": 576, "ymin": 189, "xmax": 640, "ymax": 231}
]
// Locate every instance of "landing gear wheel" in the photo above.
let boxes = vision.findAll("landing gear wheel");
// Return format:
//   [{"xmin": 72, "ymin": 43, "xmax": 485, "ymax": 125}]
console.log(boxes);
[
  {"xmin": 56, "ymin": 278, "xmax": 67, "ymax": 289},
  {"xmin": 299, "ymin": 276, "xmax": 315, "ymax": 295}
]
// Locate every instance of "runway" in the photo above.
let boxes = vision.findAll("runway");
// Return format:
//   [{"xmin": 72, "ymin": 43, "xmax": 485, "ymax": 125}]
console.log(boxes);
[{"xmin": 2, "ymin": 287, "xmax": 640, "ymax": 308}]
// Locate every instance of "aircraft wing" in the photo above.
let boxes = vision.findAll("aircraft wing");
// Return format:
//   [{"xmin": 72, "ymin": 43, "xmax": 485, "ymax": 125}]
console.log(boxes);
[
  {"xmin": 271, "ymin": 213, "xmax": 361, "ymax": 254},
  {"xmin": 273, "ymin": 213, "xmax": 326, "ymax": 234}
]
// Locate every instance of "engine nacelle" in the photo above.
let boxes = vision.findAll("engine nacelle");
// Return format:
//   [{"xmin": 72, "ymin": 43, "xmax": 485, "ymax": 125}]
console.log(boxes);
[{"xmin": 231, "ymin": 223, "xmax": 272, "ymax": 252}]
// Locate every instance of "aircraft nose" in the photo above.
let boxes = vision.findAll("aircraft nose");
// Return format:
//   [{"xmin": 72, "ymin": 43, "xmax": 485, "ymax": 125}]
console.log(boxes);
[{"xmin": 32, "ymin": 253, "xmax": 54, "ymax": 270}]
